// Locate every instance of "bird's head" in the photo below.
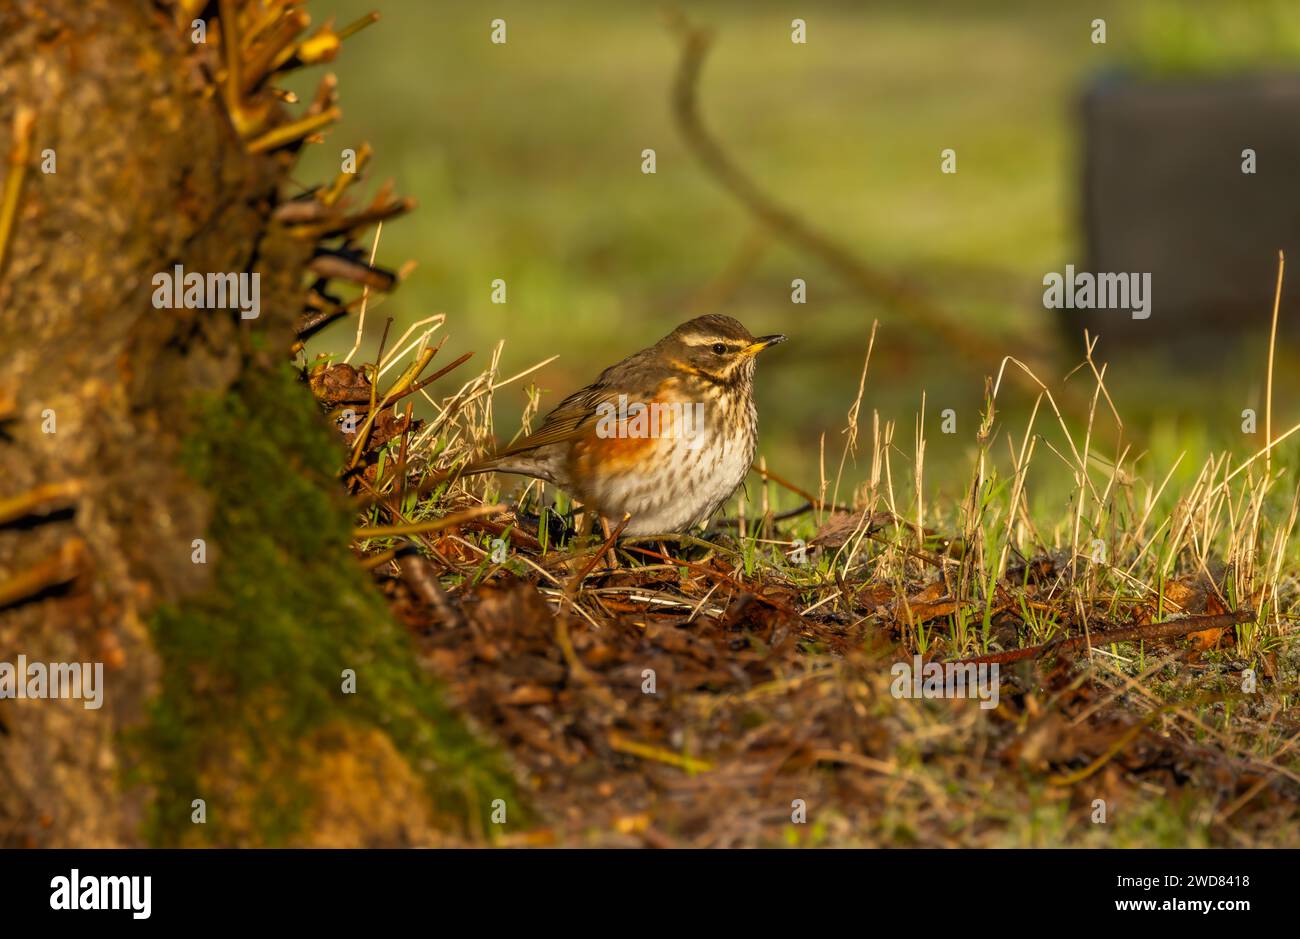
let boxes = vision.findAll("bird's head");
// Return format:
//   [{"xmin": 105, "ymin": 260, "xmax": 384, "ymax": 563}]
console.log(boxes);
[{"xmin": 658, "ymin": 314, "xmax": 786, "ymax": 385}]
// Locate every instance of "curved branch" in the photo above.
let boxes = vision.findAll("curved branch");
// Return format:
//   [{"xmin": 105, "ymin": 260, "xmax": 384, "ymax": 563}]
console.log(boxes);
[{"xmin": 668, "ymin": 16, "xmax": 1047, "ymax": 373}]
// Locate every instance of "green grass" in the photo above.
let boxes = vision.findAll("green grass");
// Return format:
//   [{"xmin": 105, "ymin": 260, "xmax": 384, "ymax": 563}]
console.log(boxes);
[
  {"xmin": 277, "ymin": 1, "xmax": 1300, "ymax": 845},
  {"xmin": 290, "ymin": 0, "xmax": 1300, "ymax": 501}
]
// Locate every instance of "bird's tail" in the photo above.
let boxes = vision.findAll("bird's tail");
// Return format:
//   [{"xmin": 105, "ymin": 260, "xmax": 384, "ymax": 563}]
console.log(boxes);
[
  {"xmin": 415, "ymin": 455, "xmax": 498, "ymax": 490},
  {"xmin": 403, "ymin": 453, "xmax": 552, "ymax": 500}
]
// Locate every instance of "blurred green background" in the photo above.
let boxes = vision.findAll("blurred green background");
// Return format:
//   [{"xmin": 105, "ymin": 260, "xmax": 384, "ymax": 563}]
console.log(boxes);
[{"xmin": 291, "ymin": 0, "xmax": 1300, "ymax": 512}]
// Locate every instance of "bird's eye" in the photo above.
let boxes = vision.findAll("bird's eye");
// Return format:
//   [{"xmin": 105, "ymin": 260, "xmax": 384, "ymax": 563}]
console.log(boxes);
[{"xmin": 711, "ymin": 343, "xmax": 727, "ymax": 355}]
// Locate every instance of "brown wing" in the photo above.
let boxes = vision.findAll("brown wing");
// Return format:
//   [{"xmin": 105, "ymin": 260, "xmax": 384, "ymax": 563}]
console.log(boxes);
[
  {"xmin": 493, "ymin": 383, "xmax": 617, "ymax": 458},
  {"xmin": 467, "ymin": 344, "xmax": 663, "ymax": 470}
]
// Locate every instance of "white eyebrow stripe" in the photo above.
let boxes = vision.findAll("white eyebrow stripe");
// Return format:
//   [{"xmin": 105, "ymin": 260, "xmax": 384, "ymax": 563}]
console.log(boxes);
[{"xmin": 683, "ymin": 336, "xmax": 746, "ymax": 347}]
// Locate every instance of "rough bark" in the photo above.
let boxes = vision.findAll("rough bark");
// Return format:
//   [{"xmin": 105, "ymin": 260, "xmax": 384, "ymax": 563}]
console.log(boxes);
[{"xmin": 0, "ymin": 0, "xmax": 515, "ymax": 846}]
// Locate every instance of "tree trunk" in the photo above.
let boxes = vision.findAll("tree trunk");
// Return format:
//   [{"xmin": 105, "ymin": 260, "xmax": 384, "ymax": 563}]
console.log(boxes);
[{"xmin": 0, "ymin": 0, "xmax": 515, "ymax": 846}]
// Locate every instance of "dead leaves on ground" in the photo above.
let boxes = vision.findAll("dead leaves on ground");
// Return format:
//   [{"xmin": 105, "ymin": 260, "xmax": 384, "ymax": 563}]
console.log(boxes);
[{"xmin": 376, "ymin": 561, "xmax": 1300, "ymax": 847}]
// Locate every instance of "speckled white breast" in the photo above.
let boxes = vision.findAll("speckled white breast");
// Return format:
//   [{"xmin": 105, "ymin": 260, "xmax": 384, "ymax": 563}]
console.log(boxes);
[{"xmin": 566, "ymin": 391, "xmax": 756, "ymax": 536}]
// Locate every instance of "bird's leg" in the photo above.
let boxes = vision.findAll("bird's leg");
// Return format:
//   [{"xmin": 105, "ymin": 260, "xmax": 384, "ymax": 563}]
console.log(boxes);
[
  {"xmin": 657, "ymin": 539, "xmax": 673, "ymax": 564},
  {"xmin": 599, "ymin": 515, "xmax": 621, "ymax": 570}
]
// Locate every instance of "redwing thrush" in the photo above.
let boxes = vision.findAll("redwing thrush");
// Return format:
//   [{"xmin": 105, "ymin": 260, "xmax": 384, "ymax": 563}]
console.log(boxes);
[{"xmin": 457, "ymin": 315, "xmax": 785, "ymax": 536}]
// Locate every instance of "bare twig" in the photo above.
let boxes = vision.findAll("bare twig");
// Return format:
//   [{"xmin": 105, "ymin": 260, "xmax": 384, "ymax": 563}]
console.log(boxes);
[
  {"xmin": 0, "ymin": 106, "xmax": 35, "ymax": 276},
  {"xmin": 949, "ymin": 610, "xmax": 1254, "ymax": 666}
]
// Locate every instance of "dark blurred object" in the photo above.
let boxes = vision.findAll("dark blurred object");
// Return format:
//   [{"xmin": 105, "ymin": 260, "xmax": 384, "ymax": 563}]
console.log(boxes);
[{"xmin": 1075, "ymin": 73, "xmax": 1300, "ymax": 360}]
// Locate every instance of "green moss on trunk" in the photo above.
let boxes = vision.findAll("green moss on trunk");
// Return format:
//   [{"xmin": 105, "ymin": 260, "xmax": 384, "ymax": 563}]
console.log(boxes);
[{"xmin": 132, "ymin": 364, "xmax": 520, "ymax": 845}]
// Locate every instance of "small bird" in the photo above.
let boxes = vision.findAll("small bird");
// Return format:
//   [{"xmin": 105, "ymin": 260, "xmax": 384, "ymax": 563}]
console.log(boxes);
[{"xmin": 457, "ymin": 315, "xmax": 785, "ymax": 536}]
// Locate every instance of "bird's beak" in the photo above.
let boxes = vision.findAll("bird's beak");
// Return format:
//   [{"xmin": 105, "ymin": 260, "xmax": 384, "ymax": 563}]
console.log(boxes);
[{"xmin": 743, "ymin": 334, "xmax": 787, "ymax": 357}]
